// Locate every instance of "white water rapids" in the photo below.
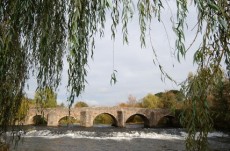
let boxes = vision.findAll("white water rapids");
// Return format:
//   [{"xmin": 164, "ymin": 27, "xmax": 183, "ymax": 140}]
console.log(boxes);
[
  {"xmin": 8, "ymin": 128, "xmax": 229, "ymax": 140},
  {"xmin": 5, "ymin": 127, "xmax": 230, "ymax": 151}
]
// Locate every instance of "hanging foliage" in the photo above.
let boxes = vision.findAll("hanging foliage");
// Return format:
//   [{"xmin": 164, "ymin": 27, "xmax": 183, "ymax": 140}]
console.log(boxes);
[{"xmin": 0, "ymin": 0, "xmax": 229, "ymax": 150}]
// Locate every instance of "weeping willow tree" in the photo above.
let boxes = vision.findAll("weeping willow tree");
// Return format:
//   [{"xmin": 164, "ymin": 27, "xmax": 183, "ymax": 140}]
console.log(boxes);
[{"xmin": 0, "ymin": 0, "xmax": 229, "ymax": 150}]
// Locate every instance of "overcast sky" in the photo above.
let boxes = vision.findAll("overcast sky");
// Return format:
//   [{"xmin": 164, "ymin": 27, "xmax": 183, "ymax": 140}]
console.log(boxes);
[{"xmin": 26, "ymin": 1, "xmax": 200, "ymax": 106}]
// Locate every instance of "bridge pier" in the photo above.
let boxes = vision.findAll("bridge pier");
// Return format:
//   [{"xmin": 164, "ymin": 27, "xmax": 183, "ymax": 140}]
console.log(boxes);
[
  {"xmin": 80, "ymin": 111, "xmax": 92, "ymax": 127},
  {"xmin": 149, "ymin": 112, "xmax": 158, "ymax": 127},
  {"xmin": 24, "ymin": 115, "xmax": 34, "ymax": 125},
  {"xmin": 117, "ymin": 111, "xmax": 125, "ymax": 127},
  {"xmin": 47, "ymin": 112, "xmax": 59, "ymax": 126}
]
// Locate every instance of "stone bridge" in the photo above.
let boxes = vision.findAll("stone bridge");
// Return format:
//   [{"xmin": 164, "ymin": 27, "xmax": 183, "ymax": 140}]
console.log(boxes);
[{"xmin": 24, "ymin": 107, "xmax": 174, "ymax": 128}]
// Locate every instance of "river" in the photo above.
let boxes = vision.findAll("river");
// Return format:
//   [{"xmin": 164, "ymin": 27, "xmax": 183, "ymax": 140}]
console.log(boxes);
[{"xmin": 6, "ymin": 125, "xmax": 230, "ymax": 151}]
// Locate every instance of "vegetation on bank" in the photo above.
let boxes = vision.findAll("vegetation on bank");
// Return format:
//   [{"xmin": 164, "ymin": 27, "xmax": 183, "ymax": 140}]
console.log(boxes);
[{"xmin": 116, "ymin": 71, "xmax": 230, "ymax": 130}]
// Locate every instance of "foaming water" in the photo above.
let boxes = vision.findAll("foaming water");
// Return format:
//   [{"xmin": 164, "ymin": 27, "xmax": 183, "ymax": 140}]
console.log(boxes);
[
  {"xmin": 7, "ymin": 126, "xmax": 230, "ymax": 151},
  {"xmin": 22, "ymin": 129, "xmax": 185, "ymax": 140},
  {"xmin": 8, "ymin": 126, "xmax": 229, "ymax": 140},
  {"xmin": 207, "ymin": 131, "xmax": 229, "ymax": 138}
]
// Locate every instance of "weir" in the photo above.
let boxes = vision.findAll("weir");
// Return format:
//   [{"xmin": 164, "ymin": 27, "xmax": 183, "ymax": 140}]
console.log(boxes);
[{"xmin": 24, "ymin": 107, "xmax": 173, "ymax": 128}]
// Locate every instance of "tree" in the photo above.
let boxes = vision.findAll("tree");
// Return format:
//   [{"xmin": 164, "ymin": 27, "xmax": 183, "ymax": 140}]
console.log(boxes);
[
  {"xmin": 58, "ymin": 102, "xmax": 65, "ymax": 108},
  {"xmin": 118, "ymin": 103, "xmax": 129, "ymax": 108},
  {"xmin": 74, "ymin": 101, "xmax": 88, "ymax": 108},
  {"xmin": 118, "ymin": 95, "xmax": 142, "ymax": 107},
  {"xmin": 156, "ymin": 90, "xmax": 185, "ymax": 109},
  {"xmin": 0, "ymin": 1, "xmax": 229, "ymax": 150},
  {"xmin": 180, "ymin": 68, "xmax": 229, "ymax": 150},
  {"xmin": 160, "ymin": 91, "xmax": 178, "ymax": 110},
  {"xmin": 16, "ymin": 97, "xmax": 30, "ymax": 122},
  {"xmin": 141, "ymin": 94, "xmax": 163, "ymax": 109},
  {"xmin": 207, "ymin": 72, "xmax": 230, "ymax": 130},
  {"xmin": 127, "ymin": 95, "xmax": 137, "ymax": 107},
  {"xmin": 34, "ymin": 87, "xmax": 57, "ymax": 108}
]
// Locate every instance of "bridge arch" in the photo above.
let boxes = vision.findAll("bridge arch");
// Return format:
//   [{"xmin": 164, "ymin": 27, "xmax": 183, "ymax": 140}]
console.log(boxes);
[
  {"xmin": 156, "ymin": 114, "xmax": 175, "ymax": 127},
  {"xmin": 58, "ymin": 115, "xmax": 78, "ymax": 126},
  {"xmin": 91, "ymin": 112, "xmax": 118, "ymax": 127},
  {"xmin": 32, "ymin": 114, "xmax": 47, "ymax": 125},
  {"xmin": 125, "ymin": 113, "xmax": 150, "ymax": 128}
]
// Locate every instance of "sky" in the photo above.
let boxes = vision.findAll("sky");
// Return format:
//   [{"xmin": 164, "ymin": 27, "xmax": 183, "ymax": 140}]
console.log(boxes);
[{"xmin": 25, "ymin": 1, "xmax": 200, "ymax": 107}]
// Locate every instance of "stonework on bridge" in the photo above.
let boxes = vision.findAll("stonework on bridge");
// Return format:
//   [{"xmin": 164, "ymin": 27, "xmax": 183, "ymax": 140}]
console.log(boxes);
[{"xmin": 24, "ymin": 107, "xmax": 173, "ymax": 128}]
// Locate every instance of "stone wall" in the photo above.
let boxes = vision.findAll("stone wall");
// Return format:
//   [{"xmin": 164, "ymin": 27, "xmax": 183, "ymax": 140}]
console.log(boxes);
[{"xmin": 24, "ymin": 107, "xmax": 172, "ymax": 127}]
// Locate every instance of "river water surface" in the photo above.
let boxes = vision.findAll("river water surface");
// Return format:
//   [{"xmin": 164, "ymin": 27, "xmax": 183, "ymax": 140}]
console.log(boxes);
[{"xmin": 7, "ymin": 125, "xmax": 230, "ymax": 151}]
